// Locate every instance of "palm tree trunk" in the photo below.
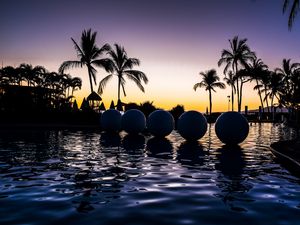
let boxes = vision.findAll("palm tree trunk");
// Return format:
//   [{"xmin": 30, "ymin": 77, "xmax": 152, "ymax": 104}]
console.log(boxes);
[
  {"xmin": 239, "ymin": 79, "xmax": 243, "ymax": 112},
  {"xmin": 234, "ymin": 63, "xmax": 240, "ymax": 112},
  {"xmin": 264, "ymin": 85, "xmax": 270, "ymax": 113},
  {"xmin": 256, "ymin": 79, "xmax": 265, "ymax": 113},
  {"xmin": 231, "ymin": 86, "xmax": 234, "ymax": 111},
  {"xmin": 118, "ymin": 74, "xmax": 121, "ymax": 102},
  {"xmin": 209, "ymin": 89, "xmax": 212, "ymax": 115},
  {"xmin": 271, "ymin": 95, "xmax": 275, "ymax": 121},
  {"xmin": 87, "ymin": 67, "xmax": 94, "ymax": 93}
]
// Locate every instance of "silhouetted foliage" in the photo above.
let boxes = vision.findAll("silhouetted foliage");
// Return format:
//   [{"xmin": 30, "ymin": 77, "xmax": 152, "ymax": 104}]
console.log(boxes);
[
  {"xmin": 99, "ymin": 102, "xmax": 106, "ymax": 111},
  {"xmin": 283, "ymin": 0, "xmax": 299, "ymax": 29},
  {"xmin": 218, "ymin": 36, "xmax": 255, "ymax": 112},
  {"xmin": 169, "ymin": 104, "xmax": 185, "ymax": 129},
  {"xmin": 98, "ymin": 44, "xmax": 148, "ymax": 103},
  {"xmin": 80, "ymin": 98, "xmax": 91, "ymax": 112},
  {"xmin": 109, "ymin": 100, "xmax": 115, "ymax": 109},
  {"xmin": 0, "ymin": 64, "xmax": 81, "ymax": 113},
  {"xmin": 124, "ymin": 102, "xmax": 140, "ymax": 111},
  {"xmin": 139, "ymin": 101, "xmax": 157, "ymax": 117},
  {"xmin": 59, "ymin": 29, "xmax": 111, "ymax": 93},
  {"xmin": 194, "ymin": 69, "xmax": 225, "ymax": 115}
]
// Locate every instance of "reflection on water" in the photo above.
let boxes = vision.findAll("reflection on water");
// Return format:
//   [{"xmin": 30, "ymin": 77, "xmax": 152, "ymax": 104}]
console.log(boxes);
[
  {"xmin": 215, "ymin": 145, "xmax": 245, "ymax": 176},
  {"xmin": 146, "ymin": 137, "xmax": 173, "ymax": 159},
  {"xmin": 214, "ymin": 145, "xmax": 252, "ymax": 213},
  {"xmin": 177, "ymin": 141, "xmax": 206, "ymax": 167},
  {"xmin": 0, "ymin": 124, "xmax": 300, "ymax": 225}
]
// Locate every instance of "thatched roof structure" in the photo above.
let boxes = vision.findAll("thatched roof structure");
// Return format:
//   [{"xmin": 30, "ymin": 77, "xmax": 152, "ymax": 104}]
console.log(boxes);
[{"xmin": 87, "ymin": 91, "xmax": 102, "ymax": 101}]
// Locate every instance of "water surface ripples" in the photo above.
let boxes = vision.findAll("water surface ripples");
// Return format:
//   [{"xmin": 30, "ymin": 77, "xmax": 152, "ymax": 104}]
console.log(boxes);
[{"xmin": 0, "ymin": 123, "xmax": 299, "ymax": 225}]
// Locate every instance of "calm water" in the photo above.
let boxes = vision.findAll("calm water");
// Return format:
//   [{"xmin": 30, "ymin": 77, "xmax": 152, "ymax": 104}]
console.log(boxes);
[{"xmin": 0, "ymin": 123, "xmax": 299, "ymax": 225}]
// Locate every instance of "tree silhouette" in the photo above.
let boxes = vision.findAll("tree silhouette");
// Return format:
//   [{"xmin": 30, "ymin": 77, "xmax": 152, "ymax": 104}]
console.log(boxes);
[
  {"xmin": 71, "ymin": 77, "xmax": 82, "ymax": 96},
  {"xmin": 274, "ymin": 58, "xmax": 300, "ymax": 109},
  {"xmin": 193, "ymin": 69, "xmax": 225, "ymax": 115},
  {"xmin": 265, "ymin": 72, "xmax": 283, "ymax": 110},
  {"xmin": 98, "ymin": 44, "xmax": 148, "ymax": 103},
  {"xmin": 59, "ymin": 29, "xmax": 111, "ymax": 93},
  {"xmin": 218, "ymin": 36, "xmax": 255, "ymax": 112},
  {"xmin": 247, "ymin": 56, "xmax": 269, "ymax": 113},
  {"xmin": 0, "ymin": 64, "xmax": 81, "ymax": 112},
  {"xmin": 19, "ymin": 63, "xmax": 46, "ymax": 87}
]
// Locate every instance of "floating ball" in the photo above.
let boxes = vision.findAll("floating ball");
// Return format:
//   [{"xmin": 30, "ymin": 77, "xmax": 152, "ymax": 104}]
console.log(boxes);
[
  {"xmin": 101, "ymin": 109, "xmax": 122, "ymax": 132},
  {"xmin": 147, "ymin": 110, "xmax": 174, "ymax": 137},
  {"xmin": 215, "ymin": 112, "xmax": 249, "ymax": 145},
  {"xmin": 177, "ymin": 110, "xmax": 207, "ymax": 141},
  {"xmin": 122, "ymin": 109, "xmax": 146, "ymax": 134}
]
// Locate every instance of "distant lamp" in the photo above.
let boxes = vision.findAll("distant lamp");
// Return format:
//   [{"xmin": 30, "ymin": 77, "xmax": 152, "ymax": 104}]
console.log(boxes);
[
  {"xmin": 215, "ymin": 111, "xmax": 249, "ymax": 145},
  {"xmin": 177, "ymin": 111, "xmax": 207, "ymax": 141},
  {"xmin": 122, "ymin": 109, "xmax": 146, "ymax": 134},
  {"xmin": 147, "ymin": 110, "xmax": 174, "ymax": 137},
  {"xmin": 101, "ymin": 109, "xmax": 122, "ymax": 132}
]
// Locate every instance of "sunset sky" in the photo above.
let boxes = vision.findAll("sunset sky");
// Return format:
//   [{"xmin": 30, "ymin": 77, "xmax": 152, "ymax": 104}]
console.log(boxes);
[{"xmin": 1, "ymin": 0, "xmax": 300, "ymax": 112}]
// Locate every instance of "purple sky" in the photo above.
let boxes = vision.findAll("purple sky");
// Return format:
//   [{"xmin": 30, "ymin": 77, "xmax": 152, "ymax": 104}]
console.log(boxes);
[{"xmin": 1, "ymin": 0, "xmax": 300, "ymax": 111}]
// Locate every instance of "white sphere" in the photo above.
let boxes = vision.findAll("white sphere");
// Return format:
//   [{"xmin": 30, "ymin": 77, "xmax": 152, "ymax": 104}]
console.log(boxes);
[
  {"xmin": 177, "ymin": 110, "xmax": 207, "ymax": 141},
  {"xmin": 101, "ymin": 109, "xmax": 122, "ymax": 132},
  {"xmin": 147, "ymin": 110, "xmax": 174, "ymax": 137},
  {"xmin": 215, "ymin": 112, "xmax": 249, "ymax": 145},
  {"xmin": 122, "ymin": 109, "xmax": 146, "ymax": 134}
]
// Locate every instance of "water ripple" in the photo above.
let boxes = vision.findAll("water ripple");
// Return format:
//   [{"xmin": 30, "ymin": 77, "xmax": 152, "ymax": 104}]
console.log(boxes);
[{"xmin": 0, "ymin": 123, "xmax": 300, "ymax": 225}]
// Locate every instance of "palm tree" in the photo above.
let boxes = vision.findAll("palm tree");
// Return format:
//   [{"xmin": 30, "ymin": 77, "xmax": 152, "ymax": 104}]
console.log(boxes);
[
  {"xmin": 70, "ymin": 77, "xmax": 82, "ymax": 96},
  {"xmin": 275, "ymin": 59, "xmax": 300, "ymax": 92},
  {"xmin": 218, "ymin": 36, "xmax": 255, "ymax": 112},
  {"xmin": 223, "ymin": 71, "xmax": 236, "ymax": 111},
  {"xmin": 193, "ymin": 69, "xmax": 225, "ymax": 115},
  {"xmin": 265, "ymin": 72, "xmax": 283, "ymax": 110},
  {"xmin": 283, "ymin": 0, "xmax": 299, "ymax": 29},
  {"xmin": 19, "ymin": 63, "xmax": 46, "ymax": 86},
  {"xmin": 1, "ymin": 66, "xmax": 20, "ymax": 85},
  {"xmin": 247, "ymin": 56, "xmax": 269, "ymax": 113},
  {"xmin": 274, "ymin": 58, "xmax": 300, "ymax": 115},
  {"xmin": 260, "ymin": 70, "xmax": 272, "ymax": 113},
  {"xmin": 59, "ymin": 29, "xmax": 111, "ymax": 93},
  {"xmin": 98, "ymin": 44, "xmax": 148, "ymax": 103}
]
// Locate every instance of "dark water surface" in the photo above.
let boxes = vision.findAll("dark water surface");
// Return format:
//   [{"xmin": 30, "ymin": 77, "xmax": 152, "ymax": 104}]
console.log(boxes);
[{"xmin": 0, "ymin": 123, "xmax": 299, "ymax": 225}]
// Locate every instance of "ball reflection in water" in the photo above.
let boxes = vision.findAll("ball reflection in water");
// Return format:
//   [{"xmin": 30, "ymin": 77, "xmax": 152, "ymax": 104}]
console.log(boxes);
[
  {"xmin": 147, "ymin": 110, "xmax": 174, "ymax": 137},
  {"xmin": 215, "ymin": 111, "xmax": 249, "ymax": 145},
  {"xmin": 177, "ymin": 110, "xmax": 207, "ymax": 141}
]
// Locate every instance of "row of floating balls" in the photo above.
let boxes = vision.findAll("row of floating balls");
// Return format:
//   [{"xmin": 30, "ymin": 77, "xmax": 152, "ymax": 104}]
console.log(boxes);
[{"xmin": 101, "ymin": 109, "xmax": 249, "ymax": 145}]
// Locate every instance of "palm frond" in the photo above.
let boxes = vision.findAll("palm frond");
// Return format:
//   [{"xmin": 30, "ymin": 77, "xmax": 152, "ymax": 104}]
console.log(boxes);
[
  {"xmin": 193, "ymin": 82, "xmax": 206, "ymax": 91},
  {"xmin": 125, "ymin": 70, "xmax": 148, "ymax": 84},
  {"xmin": 97, "ymin": 74, "xmax": 113, "ymax": 94},
  {"xmin": 71, "ymin": 38, "xmax": 84, "ymax": 59},
  {"xmin": 59, "ymin": 61, "xmax": 82, "ymax": 73},
  {"xmin": 287, "ymin": 0, "xmax": 300, "ymax": 29},
  {"xmin": 212, "ymin": 82, "xmax": 226, "ymax": 89},
  {"xmin": 283, "ymin": 0, "xmax": 290, "ymax": 13},
  {"xmin": 92, "ymin": 58, "xmax": 114, "ymax": 73},
  {"xmin": 122, "ymin": 58, "xmax": 140, "ymax": 70},
  {"xmin": 125, "ymin": 74, "xmax": 145, "ymax": 92}
]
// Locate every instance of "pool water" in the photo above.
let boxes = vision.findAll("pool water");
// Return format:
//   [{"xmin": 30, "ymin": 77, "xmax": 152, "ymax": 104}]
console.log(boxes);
[{"xmin": 0, "ymin": 123, "xmax": 299, "ymax": 225}]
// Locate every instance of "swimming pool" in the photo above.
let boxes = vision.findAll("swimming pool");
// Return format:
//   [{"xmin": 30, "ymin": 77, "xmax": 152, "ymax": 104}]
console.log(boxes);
[{"xmin": 0, "ymin": 123, "xmax": 299, "ymax": 225}]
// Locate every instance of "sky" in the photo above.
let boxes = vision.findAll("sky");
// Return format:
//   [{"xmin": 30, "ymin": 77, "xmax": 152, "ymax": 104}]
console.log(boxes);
[{"xmin": 1, "ymin": 0, "xmax": 300, "ymax": 112}]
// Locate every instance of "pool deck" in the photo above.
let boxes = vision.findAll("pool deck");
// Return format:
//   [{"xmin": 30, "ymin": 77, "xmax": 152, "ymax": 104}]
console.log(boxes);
[{"xmin": 270, "ymin": 139, "xmax": 300, "ymax": 174}]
